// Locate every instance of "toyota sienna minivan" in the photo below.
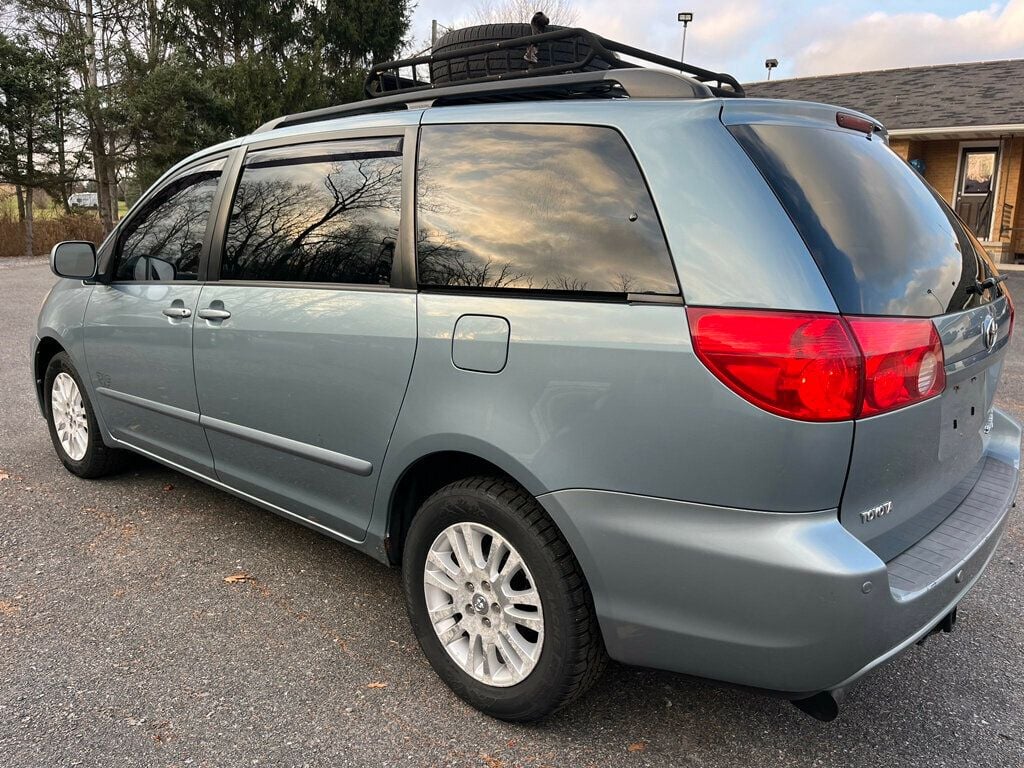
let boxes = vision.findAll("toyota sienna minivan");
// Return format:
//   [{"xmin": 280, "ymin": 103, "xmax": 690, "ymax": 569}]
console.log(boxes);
[{"xmin": 32, "ymin": 27, "xmax": 1020, "ymax": 722}]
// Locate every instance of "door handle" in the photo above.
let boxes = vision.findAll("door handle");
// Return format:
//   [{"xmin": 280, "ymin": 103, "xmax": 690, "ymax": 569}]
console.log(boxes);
[
  {"xmin": 162, "ymin": 306, "xmax": 192, "ymax": 319},
  {"xmin": 198, "ymin": 308, "xmax": 231, "ymax": 320}
]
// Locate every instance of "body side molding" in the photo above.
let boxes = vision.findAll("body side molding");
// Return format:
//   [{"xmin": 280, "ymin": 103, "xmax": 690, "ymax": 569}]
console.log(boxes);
[{"xmin": 96, "ymin": 387, "xmax": 374, "ymax": 477}]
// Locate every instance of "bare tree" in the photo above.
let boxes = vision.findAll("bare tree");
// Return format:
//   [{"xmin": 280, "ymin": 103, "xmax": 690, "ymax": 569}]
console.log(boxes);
[{"xmin": 468, "ymin": 0, "xmax": 579, "ymax": 26}]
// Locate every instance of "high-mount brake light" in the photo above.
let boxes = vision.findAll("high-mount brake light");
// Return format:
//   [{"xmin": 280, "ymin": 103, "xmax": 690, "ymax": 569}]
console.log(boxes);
[
  {"xmin": 836, "ymin": 112, "xmax": 876, "ymax": 135},
  {"xmin": 687, "ymin": 308, "xmax": 946, "ymax": 422}
]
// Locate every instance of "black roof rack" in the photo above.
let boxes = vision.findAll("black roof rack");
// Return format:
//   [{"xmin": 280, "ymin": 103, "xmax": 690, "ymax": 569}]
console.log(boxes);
[
  {"xmin": 254, "ymin": 27, "xmax": 744, "ymax": 135},
  {"xmin": 367, "ymin": 27, "xmax": 744, "ymax": 99}
]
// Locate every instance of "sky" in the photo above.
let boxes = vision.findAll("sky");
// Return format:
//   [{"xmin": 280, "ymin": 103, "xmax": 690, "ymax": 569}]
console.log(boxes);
[{"xmin": 407, "ymin": 0, "xmax": 1024, "ymax": 82}]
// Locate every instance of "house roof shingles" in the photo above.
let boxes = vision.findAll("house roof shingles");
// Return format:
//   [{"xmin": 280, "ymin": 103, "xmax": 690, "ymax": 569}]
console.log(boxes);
[{"xmin": 743, "ymin": 59, "xmax": 1024, "ymax": 131}]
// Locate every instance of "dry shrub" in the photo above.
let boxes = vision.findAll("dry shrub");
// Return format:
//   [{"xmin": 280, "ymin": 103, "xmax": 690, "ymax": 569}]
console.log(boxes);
[{"xmin": 0, "ymin": 209, "xmax": 106, "ymax": 259}]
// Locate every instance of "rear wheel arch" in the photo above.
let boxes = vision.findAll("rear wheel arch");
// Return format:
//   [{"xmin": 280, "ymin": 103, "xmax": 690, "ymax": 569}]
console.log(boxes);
[{"xmin": 386, "ymin": 450, "xmax": 551, "ymax": 566}]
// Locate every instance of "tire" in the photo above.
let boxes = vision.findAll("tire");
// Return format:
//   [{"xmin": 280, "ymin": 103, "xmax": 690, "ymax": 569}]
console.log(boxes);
[
  {"xmin": 44, "ymin": 352, "xmax": 128, "ymax": 478},
  {"xmin": 430, "ymin": 23, "xmax": 614, "ymax": 85},
  {"xmin": 402, "ymin": 476, "xmax": 606, "ymax": 721}
]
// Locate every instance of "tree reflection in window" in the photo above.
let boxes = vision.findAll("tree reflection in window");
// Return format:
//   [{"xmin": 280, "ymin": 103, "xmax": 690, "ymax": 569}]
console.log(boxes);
[
  {"xmin": 114, "ymin": 158, "xmax": 224, "ymax": 282},
  {"xmin": 223, "ymin": 139, "xmax": 402, "ymax": 285},
  {"xmin": 416, "ymin": 124, "xmax": 678, "ymax": 295}
]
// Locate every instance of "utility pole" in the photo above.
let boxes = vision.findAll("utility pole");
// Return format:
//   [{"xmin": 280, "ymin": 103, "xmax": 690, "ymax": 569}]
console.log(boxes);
[
  {"xmin": 677, "ymin": 12, "xmax": 693, "ymax": 67},
  {"xmin": 432, "ymin": 19, "xmax": 439, "ymax": 47}
]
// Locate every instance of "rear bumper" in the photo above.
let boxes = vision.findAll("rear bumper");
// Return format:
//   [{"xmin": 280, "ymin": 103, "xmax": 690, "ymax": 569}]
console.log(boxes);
[{"xmin": 537, "ymin": 408, "xmax": 1020, "ymax": 696}]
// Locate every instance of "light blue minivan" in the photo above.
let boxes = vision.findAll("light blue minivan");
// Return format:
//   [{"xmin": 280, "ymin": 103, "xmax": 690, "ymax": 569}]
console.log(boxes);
[{"xmin": 33, "ymin": 28, "xmax": 1020, "ymax": 722}]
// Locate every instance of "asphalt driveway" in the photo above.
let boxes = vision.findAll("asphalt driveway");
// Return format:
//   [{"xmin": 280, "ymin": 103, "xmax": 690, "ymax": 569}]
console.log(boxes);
[{"xmin": 2, "ymin": 257, "xmax": 1024, "ymax": 767}]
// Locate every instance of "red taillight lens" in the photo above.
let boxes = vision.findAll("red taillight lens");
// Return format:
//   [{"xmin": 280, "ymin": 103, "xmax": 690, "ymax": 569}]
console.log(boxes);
[
  {"xmin": 686, "ymin": 308, "xmax": 862, "ymax": 421},
  {"xmin": 687, "ymin": 308, "xmax": 946, "ymax": 422},
  {"xmin": 846, "ymin": 317, "xmax": 946, "ymax": 416}
]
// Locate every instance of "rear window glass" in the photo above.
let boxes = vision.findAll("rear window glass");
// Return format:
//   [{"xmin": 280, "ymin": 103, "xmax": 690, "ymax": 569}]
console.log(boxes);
[
  {"xmin": 416, "ymin": 124, "xmax": 678, "ymax": 296},
  {"xmin": 730, "ymin": 124, "xmax": 1003, "ymax": 316}
]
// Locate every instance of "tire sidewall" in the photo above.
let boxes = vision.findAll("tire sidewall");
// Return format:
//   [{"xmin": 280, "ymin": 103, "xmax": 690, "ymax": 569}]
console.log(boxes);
[
  {"xmin": 403, "ymin": 485, "xmax": 577, "ymax": 719},
  {"xmin": 44, "ymin": 352, "xmax": 99, "ymax": 475},
  {"xmin": 433, "ymin": 23, "xmax": 566, "ymax": 52}
]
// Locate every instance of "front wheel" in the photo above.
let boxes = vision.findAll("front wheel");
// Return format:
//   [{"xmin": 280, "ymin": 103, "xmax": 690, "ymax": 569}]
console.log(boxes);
[
  {"xmin": 402, "ymin": 476, "xmax": 606, "ymax": 721},
  {"xmin": 44, "ymin": 352, "xmax": 127, "ymax": 478}
]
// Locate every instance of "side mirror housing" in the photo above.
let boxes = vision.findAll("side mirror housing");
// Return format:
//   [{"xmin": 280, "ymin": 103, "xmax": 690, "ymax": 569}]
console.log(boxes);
[{"xmin": 50, "ymin": 241, "xmax": 97, "ymax": 280}]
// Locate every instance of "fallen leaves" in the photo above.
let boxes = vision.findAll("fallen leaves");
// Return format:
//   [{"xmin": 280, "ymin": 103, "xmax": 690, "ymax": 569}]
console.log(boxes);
[
  {"xmin": 223, "ymin": 572, "xmax": 255, "ymax": 584},
  {"xmin": 162, "ymin": 484, "xmax": 174, "ymax": 492},
  {"xmin": 627, "ymin": 742, "xmax": 647, "ymax": 753},
  {"xmin": 0, "ymin": 601, "xmax": 20, "ymax": 617},
  {"xmin": 0, "ymin": 470, "xmax": 10, "ymax": 481},
  {"xmin": 366, "ymin": 681, "xmax": 388, "ymax": 689},
  {"xmin": 480, "ymin": 754, "xmax": 505, "ymax": 768}
]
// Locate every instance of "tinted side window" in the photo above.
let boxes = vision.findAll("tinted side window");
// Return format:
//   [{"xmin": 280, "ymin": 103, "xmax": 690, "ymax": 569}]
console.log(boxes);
[
  {"xmin": 416, "ymin": 124, "xmax": 677, "ymax": 295},
  {"xmin": 222, "ymin": 139, "xmax": 402, "ymax": 285},
  {"xmin": 114, "ymin": 158, "xmax": 224, "ymax": 281}
]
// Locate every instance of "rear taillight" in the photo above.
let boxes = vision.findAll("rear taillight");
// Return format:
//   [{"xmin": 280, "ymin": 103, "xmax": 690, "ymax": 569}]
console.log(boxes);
[
  {"xmin": 686, "ymin": 308, "xmax": 862, "ymax": 421},
  {"xmin": 687, "ymin": 308, "xmax": 945, "ymax": 422},
  {"xmin": 845, "ymin": 317, "xmax": 945, "ymax": 417}
]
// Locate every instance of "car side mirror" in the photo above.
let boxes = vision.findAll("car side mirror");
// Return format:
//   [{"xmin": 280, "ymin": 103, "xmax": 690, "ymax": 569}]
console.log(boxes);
[
  {"xmin": 50, "ymin": 241, "xmax": 97, "ymax": 280},
  {"xmin": 133, "ymin": 255, "xmax": 176, "ymax": 281}
]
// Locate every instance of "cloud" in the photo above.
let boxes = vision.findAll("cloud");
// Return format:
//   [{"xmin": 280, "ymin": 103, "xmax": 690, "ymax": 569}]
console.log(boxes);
[
  {"xmin": 790, "ymin": 0, "xmax": 1024, "ymax": 76},
  {"xmin": 408, "ymin": 1, "xmax": 1024, "ymax": 82},
  {"xmin": 575, "ymin": 0, "xmax": 768, "ymax": 71}
]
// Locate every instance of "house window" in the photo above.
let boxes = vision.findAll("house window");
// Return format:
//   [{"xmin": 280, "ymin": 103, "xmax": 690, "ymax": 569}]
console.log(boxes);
[{"xmin": 961, "ymin": 150, "xmax": 997, "ymax": 195}]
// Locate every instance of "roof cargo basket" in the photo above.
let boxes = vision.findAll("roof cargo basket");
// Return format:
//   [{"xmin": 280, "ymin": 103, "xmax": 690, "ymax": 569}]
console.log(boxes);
[
  {"xmin": 364, "ymin": 27, "xmax": 745, "ymax": 100},
  {"xmin": 253, "ymin": 27, "xmax": 744, "ymax": 134}
]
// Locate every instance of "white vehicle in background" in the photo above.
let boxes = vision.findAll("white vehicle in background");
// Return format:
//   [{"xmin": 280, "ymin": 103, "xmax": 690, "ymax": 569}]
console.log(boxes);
[{"xmin": 67, "ymin": 192, "xmax": 98, "ymax": 209}]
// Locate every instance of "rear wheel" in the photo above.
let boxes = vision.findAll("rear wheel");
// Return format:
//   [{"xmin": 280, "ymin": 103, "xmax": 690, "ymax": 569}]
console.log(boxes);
[
  {"xmin": 402, "ymin": 476, "xmax": 606, "ymax": 721},
  {"xmin": 44, "ymin": 352, "xmax": 127, "ymax": 478}
]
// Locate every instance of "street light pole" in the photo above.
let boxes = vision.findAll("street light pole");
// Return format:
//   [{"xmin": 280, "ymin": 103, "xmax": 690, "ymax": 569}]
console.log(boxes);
[
  {"xmin": 765, "ymin": 58, "xmax": 779, "ymax": 80},
  {"xmin": 677, "ymin": 12, "xmax": 693, "ymax": 67}
]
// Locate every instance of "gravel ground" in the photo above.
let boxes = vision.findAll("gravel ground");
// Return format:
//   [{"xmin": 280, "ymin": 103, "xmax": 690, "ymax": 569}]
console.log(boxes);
[{"xmin": 2, "ymin": 257, "xmax": 1024, "ymax": 768}]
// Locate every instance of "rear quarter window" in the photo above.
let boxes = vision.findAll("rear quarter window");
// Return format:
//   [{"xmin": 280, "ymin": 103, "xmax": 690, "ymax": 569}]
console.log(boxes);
[
  {"xmin": 415, "ymin": 123, "xmax": 678, "ymax": 296},
  {"xmin": 730, "ymin": 124, "xmax": 1002, "ymax": 316}
]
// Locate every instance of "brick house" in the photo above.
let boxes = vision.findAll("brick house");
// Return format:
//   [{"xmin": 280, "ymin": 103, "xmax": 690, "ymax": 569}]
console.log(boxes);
[{"xmin": 747, "ymin": 59, "xmax": 1024, "ymax": 263}]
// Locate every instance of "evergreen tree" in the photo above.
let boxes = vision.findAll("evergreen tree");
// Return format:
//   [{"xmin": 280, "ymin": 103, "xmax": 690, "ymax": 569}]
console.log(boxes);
[
  {"xmin": 0, "ymin": 33, "xmax": 69, "ymax": 255},
  {"xmin": 2, "ymin": 0, "xmax": 412, "ymax": 234}
]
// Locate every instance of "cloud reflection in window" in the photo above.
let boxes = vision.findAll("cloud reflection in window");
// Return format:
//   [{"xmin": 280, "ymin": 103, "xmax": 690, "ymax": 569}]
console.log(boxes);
[{"xmin": 416, "ymin": 124, "xmax": 679, "ymax": 295}]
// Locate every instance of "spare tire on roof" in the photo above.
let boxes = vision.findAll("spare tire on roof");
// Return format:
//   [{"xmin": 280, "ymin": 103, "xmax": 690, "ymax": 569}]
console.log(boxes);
[{"xmin": 430, "ymin": 23, "xmax": 614, "ymax": 85}]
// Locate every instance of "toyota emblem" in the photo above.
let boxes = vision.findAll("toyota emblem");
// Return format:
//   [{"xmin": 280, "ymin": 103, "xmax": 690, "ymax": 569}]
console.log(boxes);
[{"xmin": 983, "ymin": 314, "xmax": 998, "ymax": 351}]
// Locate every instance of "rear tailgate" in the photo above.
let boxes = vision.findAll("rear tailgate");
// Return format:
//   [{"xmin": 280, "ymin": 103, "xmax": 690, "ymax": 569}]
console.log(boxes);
[
  {"xmin": 843, "ymin": 299, "xmax": 1011, "ymax": 559},
  {"xmin": 723, "ymin": 99, "xmax": 1015, "ymax": 560}
]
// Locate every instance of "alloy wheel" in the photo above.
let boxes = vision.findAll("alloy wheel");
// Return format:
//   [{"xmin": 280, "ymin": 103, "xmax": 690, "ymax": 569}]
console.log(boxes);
[
  {"xmin": 423, "ymin": 522, "xmax": 544, "ymax": 687},
  {"xmin": 51, "ymin": 372, "xmax": 88, "ymax": 461}
]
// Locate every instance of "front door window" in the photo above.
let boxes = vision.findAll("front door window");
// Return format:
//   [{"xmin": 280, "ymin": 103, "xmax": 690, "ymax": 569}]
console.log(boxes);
[
  {"xmin": 956, "ymin": 147, "xmax": 998, "ymax": 239},
  {"xmin": 112, "ymin": 157, "xmax": 225, "ymax": 282}
]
